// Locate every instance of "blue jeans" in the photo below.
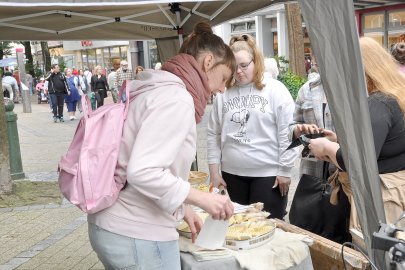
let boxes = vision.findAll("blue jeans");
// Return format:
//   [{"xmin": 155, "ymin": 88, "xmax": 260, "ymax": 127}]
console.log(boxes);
[{"xmin": 88, "ymin": 223, "xmax": 181, "ymax": 270}]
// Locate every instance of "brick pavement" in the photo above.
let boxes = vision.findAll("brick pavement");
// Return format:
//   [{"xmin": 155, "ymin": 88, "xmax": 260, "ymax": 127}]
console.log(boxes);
[{"xmin": 1, "ymin": 95, "xmax": 300, "ymax": 269}]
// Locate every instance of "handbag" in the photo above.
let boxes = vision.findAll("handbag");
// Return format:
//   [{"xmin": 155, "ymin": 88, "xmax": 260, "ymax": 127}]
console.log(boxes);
[{"xmin": 289, "ymin": 162, "xmax": 351, "ymax": 243}]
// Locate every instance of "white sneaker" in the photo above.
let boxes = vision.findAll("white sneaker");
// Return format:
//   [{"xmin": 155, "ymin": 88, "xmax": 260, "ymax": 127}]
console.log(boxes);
[{"xmin": 70, "ymin": 116, "xmax": 74, "ymax": 121}]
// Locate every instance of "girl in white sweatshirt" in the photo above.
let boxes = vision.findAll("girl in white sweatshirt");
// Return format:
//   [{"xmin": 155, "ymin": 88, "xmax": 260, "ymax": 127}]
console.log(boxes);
[{"xmin": 208, "ymin": 34, "xmax": 299, "ymax": 219}]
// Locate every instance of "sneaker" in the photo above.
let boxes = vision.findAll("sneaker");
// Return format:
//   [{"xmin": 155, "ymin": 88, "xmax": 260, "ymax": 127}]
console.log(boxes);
[
  {"xmin": 59, "ymin": 117, "xmax": 64, "ymax": 123},
  {"xmin": 70, "ymin": 116, "xmax": 74, "ymax": 121},
  {"xmin": 53, "ymin": 117, "xmax": 57, "ymax": 123}
]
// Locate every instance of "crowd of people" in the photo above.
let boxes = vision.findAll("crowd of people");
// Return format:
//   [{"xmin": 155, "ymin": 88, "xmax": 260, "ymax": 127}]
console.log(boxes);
[{"xmin": 1, "ymin": 58, "xmax": 146, "ymax": 123}]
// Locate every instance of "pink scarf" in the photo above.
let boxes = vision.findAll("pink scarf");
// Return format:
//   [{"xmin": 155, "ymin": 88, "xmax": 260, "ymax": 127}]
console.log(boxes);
[{"xmin": 162, "ymin": 54, "xmax": 210, "ymax": 123}]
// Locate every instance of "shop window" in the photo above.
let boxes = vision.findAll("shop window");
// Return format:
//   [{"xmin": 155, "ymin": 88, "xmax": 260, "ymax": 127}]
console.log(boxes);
[
  {"xmin": 87, "ymin": 49, "xmax": 96, "ymax": 71},
  {"xmin": 120, "ymin": 46, "xmax": 128, "ymax": 60},
  {"xmin": 96, "ymin": 48, "xmax": 102, "ymax": 67},
  {"xmin": 364, "ymin": 32, "xmax": 384, "ymax": 45},
  {"xmin": 247, "ymin": 21, "xmax": 256, "ymax": 31},
  {"xmin": 147, "ymin": 40, "xmax": 160, "ymax": 69},
  {"xmin": 363, "ymin": 13, "xmax": 384, "ymax": 30},
  {"xmin": 232, "ymin": 22, "xmax": 247, "ymax": 32},
  {"xmin": 389, "ymin": 10, "xmax": 405, "ymax": 27}
]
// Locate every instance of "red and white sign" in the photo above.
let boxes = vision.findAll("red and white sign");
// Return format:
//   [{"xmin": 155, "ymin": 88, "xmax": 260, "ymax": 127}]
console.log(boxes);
[{"xmin": 81, "ymin": 40, "xmax": 93, "ymax": 47}]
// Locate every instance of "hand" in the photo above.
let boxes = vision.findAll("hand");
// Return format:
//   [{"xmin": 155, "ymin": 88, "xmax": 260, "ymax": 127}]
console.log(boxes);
[
  {"xmin": 308, "ymin": 137, "xmax": 339, "ymax": 161},
  {"xmin": 210, "ymin": 173, "xmax": 227, "ymax": 188},
  {"xmin": 320, "ymin": 129, "xmax": 337, "ymax": 142},
  {"xmin": 199, "ymin": 192, "xmax": 234, "ymax": 220},
  {"xmin": 293, "ymin": 124, "xmax": 322, "ymax": 138},
  {"xmin": 67, "ymin": 90, "xmax": 71, "ymax": 96},
  {"xmin": 183, "ymin": 205, "xmax": 203, "ymax": 243},
  {"xmin": 273, "ymin": 176, "xmax": 291, "ymax": 197}
]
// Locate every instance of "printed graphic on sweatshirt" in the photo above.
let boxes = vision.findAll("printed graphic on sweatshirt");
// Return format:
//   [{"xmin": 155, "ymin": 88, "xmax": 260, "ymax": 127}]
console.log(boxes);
[
  {"xmin": 224, "ymin": 94, "xmax": 269, "ymax": 144},
  {"xmin": 223, "ymin": 95, "xmax": 268, "ymax": 114},
  {"xmin": 231, "ymin": 109, "xmax": 250, "ymax": 138}
]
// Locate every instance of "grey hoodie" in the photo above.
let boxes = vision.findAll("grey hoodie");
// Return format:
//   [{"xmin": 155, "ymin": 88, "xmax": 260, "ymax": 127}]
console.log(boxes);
[{"xmin": 88, "ymin": 70, "xmax": 196, "ymax": 241}]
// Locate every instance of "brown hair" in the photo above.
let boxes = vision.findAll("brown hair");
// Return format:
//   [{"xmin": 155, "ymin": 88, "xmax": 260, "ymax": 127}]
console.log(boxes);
[
  {"xmin": 179, "ymin": 21, "xmax": 236, "ymax": 86},
  {"xmin": 360, "ymin": 37, "xmax": 405, "ymax": 115},
  {"xmin": 229, "ymin": 34, "xmax": 265, "ymax": 90}
]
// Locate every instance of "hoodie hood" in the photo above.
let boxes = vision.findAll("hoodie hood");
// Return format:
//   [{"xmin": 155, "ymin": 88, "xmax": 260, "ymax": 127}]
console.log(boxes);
[{"xmin": 126, "ymin": 69, "xmax": 186, "ymax": 101}]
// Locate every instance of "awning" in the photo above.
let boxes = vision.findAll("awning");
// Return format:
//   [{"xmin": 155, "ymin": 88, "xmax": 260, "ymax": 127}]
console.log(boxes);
[
  {"xmin": 0, "ymin": 57, "xmax": 18, "ymax": 67},
  {"xmin": 0, "ymin": 1, "xmax": 276, "ymax": 41}
]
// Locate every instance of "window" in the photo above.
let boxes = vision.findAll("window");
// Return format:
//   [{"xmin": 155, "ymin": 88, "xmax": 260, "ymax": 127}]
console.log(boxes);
[
  {"xmin": 96, "ymin": 48, "xmax": 102, "ymax": 66},
  {"xmin": 363, "ymin": 13, "xmax": 384, "ymax": 30},
  {"xmin": 364, "ymin": 32, "xmax": 384, "ymax": 45},
  {"xmin": 232, "ymin": 23, "xmax": 247, "ymax": 32},
  {"xmin": 389, "ymin": 10, "xmax": 405, "ymax": 27},
  {"xmin": 147, "ymin": 41, "xmax": 160, "ymax": 69},
  {"xmin": 120, "ymin": 46, "xmax": 128, "ymax": 60}
]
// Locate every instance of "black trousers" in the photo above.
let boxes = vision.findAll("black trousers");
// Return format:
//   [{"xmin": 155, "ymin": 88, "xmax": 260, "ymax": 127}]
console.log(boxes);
[
  {"xmin": 50, "ymin": 93, "xmax": 64, "ymax": 118},
  {"xmin": 94, "ymin": 89, "xmax": 105, "ymax": 108},
  {"xmin": 222, "ymin": 171, "xmax": 288, "ymax": 219}
]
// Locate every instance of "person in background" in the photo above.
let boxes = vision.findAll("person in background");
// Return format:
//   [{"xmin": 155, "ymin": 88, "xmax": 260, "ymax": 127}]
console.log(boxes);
[
  {"xmin": 263, "ymin": 58, "xmax": 279, "ymax": 80},
  {"xmin": 207, "ymin": 34, "xmax": 298, "ymax": 219},
  {"xmin": 135, "ymin": 66, "xmax": 144, "ymax": 77},
  {"xmin": 35, "ymin": 77, "xmax": 46, "ymax": 104},
  {"xmin": 43, "ymin": 80, "xmax": 52, "ymax": 112},
  {"xmin": 65, "ymin": 68, "xmax": 81, "ymax": 120},
  {"xmin": 71, "ymin": 69, "xmax": 84, "ymax": 113},
  {"xmin": 88, "ymin": 21, "xmax": 236, "ymax": 270},
  {"xmin": 114, "ymin": 60, "xmax": 134, "ymax": 100},
  {"xmin": 108, "ymin": 67, "xmax": 118, "ymax": 103},
  {"xmin": 2, "ymin": 72, "xmax": 18, "ymax": 101},
  {"xmin": 45, "ymin": 64, "xmax": 70, "ymax": 123},
  {"xmin": 308, "ymin": 37, "xmax": 405, "ymax": 227},
  {"xmin": 91, "ymin": 65, "xmax": 109, "ymax": 108},
  {"xmin": 390, "ymin": 42, "xmax": 405, "ymax": 73},
  {"xmin": 12, "ymin": 70, "xmax": 20, "ymax": 103},
  {"xmin": 154, "ymin": 62, "xmax": 162, "ymax": 70}
]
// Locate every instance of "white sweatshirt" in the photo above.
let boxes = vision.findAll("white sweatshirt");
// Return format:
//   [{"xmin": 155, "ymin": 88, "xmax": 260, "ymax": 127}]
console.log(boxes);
[{"xmin": 207, "ymin": 79, "xmax": 299, "ymax": 177}]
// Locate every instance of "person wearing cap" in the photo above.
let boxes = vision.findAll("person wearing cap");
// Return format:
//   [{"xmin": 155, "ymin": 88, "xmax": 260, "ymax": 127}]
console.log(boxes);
[{"xmin": 114, "ymin": 60, "xmax": 134, "ymax": 100}]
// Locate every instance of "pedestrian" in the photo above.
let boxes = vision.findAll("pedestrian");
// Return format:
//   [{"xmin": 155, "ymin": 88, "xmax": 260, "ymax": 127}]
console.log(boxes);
[
  {"xmin": 76, "ymin": 69, "xmax": 87, "ymax": 113},
  {"xmin": 26, "ymin": 73, "xmax": 33, "ymax": 95},
  {"xmin": 135, "ymin": 65, "xmax": 144, "ymax": 76},
  {"xmin": 45, "ymin": 64, "xmax": 70, "ymax": 123},
  {"xmin": 107, "ymin": 68, "xmax": 118, "ymax": 103},
  {"xmin": 90, "ymin": 66, "xmax": 109, "ymax": 108},
  {"xmin": 65, "ymin": 68, "xmax": 81, "ymax": 120},
  {"xmin": 207, "ymin": 34, "xmax": 298, "ymax": 219},
  {"xmin": 88, "ymin": 21, "xmax": 236, "ymax": 270},
  {"xmin": 114, "ymin": 60, "xmax": 134, "ymax": 101},
  {"xmin": 2, "ymin": 72, "xmax": 18, "ymax": 101}
]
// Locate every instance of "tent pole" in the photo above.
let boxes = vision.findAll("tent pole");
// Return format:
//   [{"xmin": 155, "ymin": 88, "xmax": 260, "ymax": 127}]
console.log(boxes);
[{"xmin": 176, "ymin": 10, "xmax": 183, "ymax": 46}]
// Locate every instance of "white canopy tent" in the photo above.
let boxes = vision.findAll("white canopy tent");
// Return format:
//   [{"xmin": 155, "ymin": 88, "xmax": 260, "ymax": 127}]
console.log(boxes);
[{"xmin": 0, "ymin": 1, "xmax": 400, "ymax": 268}]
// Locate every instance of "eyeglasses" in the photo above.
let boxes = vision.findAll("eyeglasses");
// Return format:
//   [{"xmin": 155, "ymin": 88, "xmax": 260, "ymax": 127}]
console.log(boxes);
[{"xmin": 237, "ymin": 59, "xmax": 253, "ymax": 70}]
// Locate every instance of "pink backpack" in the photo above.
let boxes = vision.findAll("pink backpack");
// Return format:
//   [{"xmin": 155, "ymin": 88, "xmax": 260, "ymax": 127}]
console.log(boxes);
[{"xmin": 58, "ymin": 83, "xmax": 129, "ymax": 214}]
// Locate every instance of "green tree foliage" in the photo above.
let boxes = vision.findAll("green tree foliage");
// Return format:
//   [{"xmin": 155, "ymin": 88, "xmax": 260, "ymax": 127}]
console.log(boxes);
[
  {"xmin": 0, "ymin": 42, "xmax": 12, "ymax": 60},
  {"xmin": 275, "ymin": 55, "xmax": 306, "ymax": 100}
]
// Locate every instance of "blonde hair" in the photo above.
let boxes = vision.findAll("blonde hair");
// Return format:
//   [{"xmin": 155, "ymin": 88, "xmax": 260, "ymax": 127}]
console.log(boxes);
[
  {"xmin": 229, "ymin": 34, "xmax": 265, "ymax": 90},
  {"xmin": 360, "ymin": 37, "xmax": 405, "ymax": 114}
]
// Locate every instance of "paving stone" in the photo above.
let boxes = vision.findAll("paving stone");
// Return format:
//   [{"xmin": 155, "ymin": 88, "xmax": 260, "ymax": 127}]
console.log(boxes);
[{"xmin": 16, "ymin": 250, "xmax": 40, "ymax": 258}]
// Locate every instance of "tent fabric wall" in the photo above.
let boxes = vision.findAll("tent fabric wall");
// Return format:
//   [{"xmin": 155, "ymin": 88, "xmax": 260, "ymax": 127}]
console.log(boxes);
[
  {"xmin": 298, "ymin": 0, "xmax": 386, "ymax": 267},
  {"xmin": 156, "ymin": 36, "xmax": 180, "ymax": 64}
]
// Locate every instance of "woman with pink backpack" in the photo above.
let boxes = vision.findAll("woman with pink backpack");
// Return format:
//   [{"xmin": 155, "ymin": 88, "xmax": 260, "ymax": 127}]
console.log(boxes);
[{"xmin": 87, "ymin": 22, "xmax": 236, "ymax": 270}]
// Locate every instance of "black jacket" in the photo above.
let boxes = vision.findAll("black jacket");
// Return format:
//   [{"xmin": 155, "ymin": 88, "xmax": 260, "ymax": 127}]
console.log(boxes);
[{"xmin": 45, "ymin": 72, "xmax": 69, "ymax": 94}]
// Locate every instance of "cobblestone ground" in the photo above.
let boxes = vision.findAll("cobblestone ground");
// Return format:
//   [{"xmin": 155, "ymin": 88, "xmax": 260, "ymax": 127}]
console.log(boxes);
[{"xmin": 1, "ymin": 96, "xmax": 300, "ymax": 269}]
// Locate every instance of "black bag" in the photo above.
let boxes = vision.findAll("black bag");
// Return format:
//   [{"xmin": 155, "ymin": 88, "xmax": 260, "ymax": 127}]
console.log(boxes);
[{"xmin": 289, "ymin": 163, "xmax": 351, "ymax": 243}]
